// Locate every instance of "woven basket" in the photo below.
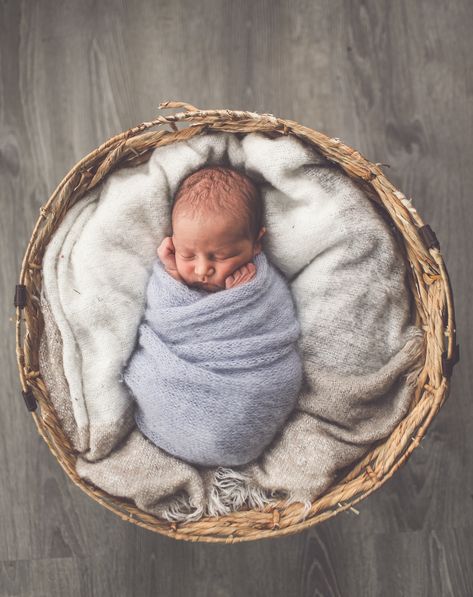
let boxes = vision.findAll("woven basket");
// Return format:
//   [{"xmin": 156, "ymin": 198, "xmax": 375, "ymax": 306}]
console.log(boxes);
[{"xmin": 14, "ymin": 101, "xmax": 459, "ymax": 543}]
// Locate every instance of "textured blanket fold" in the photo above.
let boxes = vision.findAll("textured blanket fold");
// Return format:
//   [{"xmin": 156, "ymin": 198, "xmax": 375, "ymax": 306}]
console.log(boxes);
[
  {"xmin": 123, "ymin": 251, "xmax": 304, "ymax": 467},
  {"xmin": 38, "ymin": 130, "xmax": 426, "ymax": 523}
]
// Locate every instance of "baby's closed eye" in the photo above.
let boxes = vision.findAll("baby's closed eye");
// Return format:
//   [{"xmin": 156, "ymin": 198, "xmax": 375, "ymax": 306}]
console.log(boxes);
[{"xmin": 179, "ymin": 253, "xmax": 236, "ymax": 261}]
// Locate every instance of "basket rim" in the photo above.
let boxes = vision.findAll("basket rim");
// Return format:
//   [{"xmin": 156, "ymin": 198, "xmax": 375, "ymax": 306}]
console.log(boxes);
[{"xmin": 14, "ymin": 100, "xmax": 458, "ymax": 543}]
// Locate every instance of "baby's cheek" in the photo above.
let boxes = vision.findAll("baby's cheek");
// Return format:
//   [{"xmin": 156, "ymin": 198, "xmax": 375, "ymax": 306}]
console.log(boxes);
[
  {"xmin": 176, "ymin": 261, "xmax": 192, "ymax": 280},
  {"xmin": 216, "ymin": 264, "xmax": 235, "ymax": 281}
]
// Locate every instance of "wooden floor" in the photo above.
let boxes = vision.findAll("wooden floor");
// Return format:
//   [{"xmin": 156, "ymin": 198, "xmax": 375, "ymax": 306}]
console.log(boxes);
[{"xmin": 1, "ymin": 1, "xmax": 472, "ymax": 595}]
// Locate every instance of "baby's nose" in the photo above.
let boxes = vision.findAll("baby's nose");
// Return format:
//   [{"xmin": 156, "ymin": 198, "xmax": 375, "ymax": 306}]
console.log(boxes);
[{"xmin": 194, "ymin": 260, "xmax": 215, "ymax": 279}]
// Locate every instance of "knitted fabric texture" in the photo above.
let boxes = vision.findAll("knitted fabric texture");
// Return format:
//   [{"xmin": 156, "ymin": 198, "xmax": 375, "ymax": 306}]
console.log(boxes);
[
  {"xmin": 38, "ymin": 131, "xmax": 426, "ymax": 522},
  {"xmin": 123, "ymin": 251, "xmax": 303, "ymax": 467}
]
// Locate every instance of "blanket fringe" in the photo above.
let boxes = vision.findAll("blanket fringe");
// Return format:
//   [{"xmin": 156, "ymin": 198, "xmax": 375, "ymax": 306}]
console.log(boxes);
[
  {"xmin": 158, "ymin": 466, "xmax": 284, "ymax": 523},
  {"xmin": 157, "ymin": 492, "xmax": 206, "ymax": 523},
  {"xmin": 206, "ymin": 467, "xmax": 283, "ymax": 517},
  {"xmin": 278, "ymin": 492, "xmax": 313, "ymax": 522}
]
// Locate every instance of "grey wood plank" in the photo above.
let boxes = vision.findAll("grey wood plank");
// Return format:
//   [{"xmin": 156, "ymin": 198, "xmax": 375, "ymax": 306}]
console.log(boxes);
[
  {"xmin": 0, "ymin": 0, "xmax": 471, "ymax": 595},
  {"xmin": 0, "ymin": 557, "xmax": 89, "ymax": 597},
  {"xmin": 333, "ymin": 0, "xmax": 473, "ymax": 542},
  {"xmin": 1, "ymin": 527, "xmax": 472, "ymax": 596}
]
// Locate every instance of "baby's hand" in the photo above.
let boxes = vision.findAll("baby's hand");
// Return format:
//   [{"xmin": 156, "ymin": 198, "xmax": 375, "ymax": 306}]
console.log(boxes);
[
  {"xmin": 225, "ymin": 262, "xmax": 256, "ymax": 290},
  {"xmin": 157, "ymin": 237, "xmax": 184, "ymax": 282}
]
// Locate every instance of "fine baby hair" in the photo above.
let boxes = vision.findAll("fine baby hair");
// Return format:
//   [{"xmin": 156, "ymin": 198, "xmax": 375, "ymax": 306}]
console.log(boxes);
[{"xmin": 171, "ymin": 166, "xmax": 264, "ymax": 241}]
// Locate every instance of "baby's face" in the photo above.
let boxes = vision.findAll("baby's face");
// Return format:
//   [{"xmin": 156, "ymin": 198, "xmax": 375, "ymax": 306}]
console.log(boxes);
[{"xmin": 171, "ymin": 213, "xmax": 264, "ymax": 292}]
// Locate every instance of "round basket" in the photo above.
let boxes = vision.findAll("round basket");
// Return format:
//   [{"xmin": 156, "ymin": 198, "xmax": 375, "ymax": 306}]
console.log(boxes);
[{"xmin": 14, "ymin": 101, "xmax": 459, "ymax": 543}]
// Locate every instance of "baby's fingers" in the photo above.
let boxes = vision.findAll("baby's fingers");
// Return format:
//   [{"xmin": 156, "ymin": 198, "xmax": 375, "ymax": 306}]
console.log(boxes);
[
  {"xmin": 224, "ymin": 273, "xmax": 235, "ymax": 289},
  {"xmin": 163, "ymin": 236, "xmax": 175, "ymax": 253},
  {"xmin": 157, "ymin": 236, "xmax": 174, "ymax": 258},
  {"xmin": 225, "ymin": 263, "xmax": 256, "ymax": 289},
  {"xmin": 242, "ymin": 263, "xmax": 256, "ymax": 277},
  {"xmin": 233, "ymin": 266, "xmax": 248, "ymax": 281}
]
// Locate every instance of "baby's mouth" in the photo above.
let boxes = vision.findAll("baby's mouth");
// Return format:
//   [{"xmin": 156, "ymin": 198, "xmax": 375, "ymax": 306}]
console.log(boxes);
[{"xmin": 192, "ymin": 281, "xmax": 221, "ymax": 291}]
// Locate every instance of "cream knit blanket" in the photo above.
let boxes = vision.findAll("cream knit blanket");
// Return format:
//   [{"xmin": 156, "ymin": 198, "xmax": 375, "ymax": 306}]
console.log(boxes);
[{"xmin": 39, "ymin": 131, "xmax": 425, "ymax": 522}]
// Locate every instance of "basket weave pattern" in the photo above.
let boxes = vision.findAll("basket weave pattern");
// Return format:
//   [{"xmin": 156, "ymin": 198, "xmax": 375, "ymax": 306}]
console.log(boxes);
[{"xmin": 14, "ymin": 101, "xmax": 458, "ymax": 543}]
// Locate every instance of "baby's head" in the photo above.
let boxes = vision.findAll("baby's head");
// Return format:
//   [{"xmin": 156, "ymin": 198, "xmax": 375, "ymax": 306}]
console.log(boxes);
[{"xmin": 170, "ymin": 166, "xmax": 266, "ymax": 292}]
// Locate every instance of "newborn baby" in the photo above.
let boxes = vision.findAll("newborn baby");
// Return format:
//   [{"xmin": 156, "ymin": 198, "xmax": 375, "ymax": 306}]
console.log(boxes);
[
  {"xmin": 158, "ymin": 166, "xmax": 266, "ymax": 292},
  {"xmin": 123, "ymin": 166, "xmax": 303, "ymax": 467}
]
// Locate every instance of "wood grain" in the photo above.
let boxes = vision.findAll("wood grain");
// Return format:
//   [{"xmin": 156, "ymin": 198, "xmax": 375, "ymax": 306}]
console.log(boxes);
[{"xmin": 1, "ymin": 0, "xmax": 472, "ymax": 594}]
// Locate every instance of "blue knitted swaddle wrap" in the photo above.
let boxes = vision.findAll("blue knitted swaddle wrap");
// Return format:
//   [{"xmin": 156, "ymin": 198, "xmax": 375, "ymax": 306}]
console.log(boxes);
[{"xmin": 123, "ymin": 251, "xmax": 303, "ymax": 467}]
